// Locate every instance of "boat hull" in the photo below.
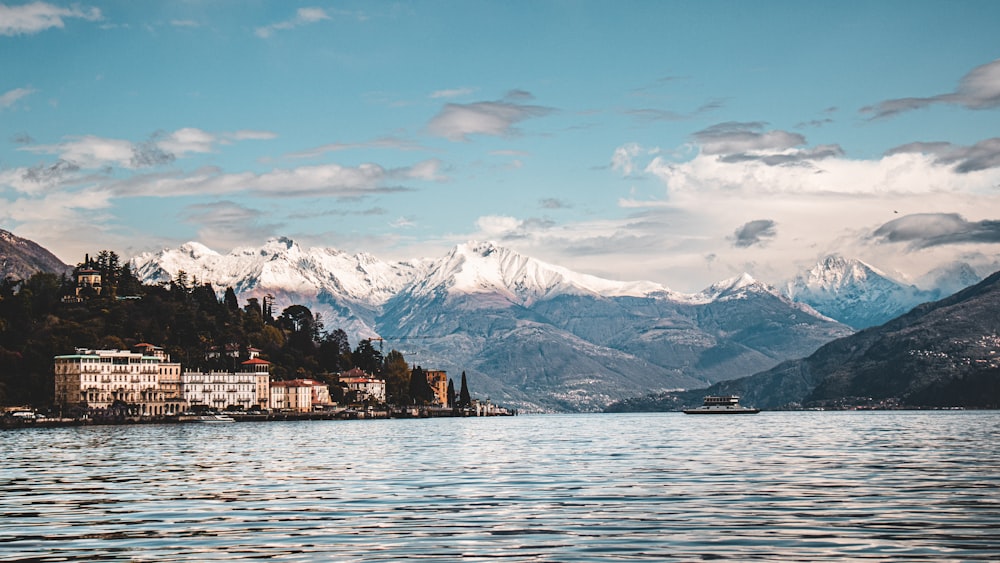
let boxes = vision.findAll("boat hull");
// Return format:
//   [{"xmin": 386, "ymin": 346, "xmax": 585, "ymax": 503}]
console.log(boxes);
[{"xmin": 682, "ymin": 408, "xmax": 760, "ymax": 415}]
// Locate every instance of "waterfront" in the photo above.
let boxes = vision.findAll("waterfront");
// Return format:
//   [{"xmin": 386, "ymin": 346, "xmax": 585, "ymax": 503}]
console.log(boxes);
[{"xmin": 1, "ymin": 411, "xmax": 998, "ymax": 561}]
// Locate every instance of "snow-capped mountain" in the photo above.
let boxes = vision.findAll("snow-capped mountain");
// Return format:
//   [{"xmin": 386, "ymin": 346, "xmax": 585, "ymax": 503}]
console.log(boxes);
[
  {"xmin": 131, "ymin": 238, "xmax": 852, "ymax": 411},
  {"xmin": 131, "ymin": 237, "xmax": 423, "ymax": 338},
  {"xmin": 782, "ymin": 255, "xmax": 937, "ymax": 329}
]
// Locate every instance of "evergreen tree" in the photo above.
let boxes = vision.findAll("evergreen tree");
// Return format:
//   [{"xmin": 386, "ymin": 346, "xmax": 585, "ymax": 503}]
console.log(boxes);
[
  {"xmin": 459, "ymin": 371, "xmax": 471, "ymax": 408},
  {"xmin": 409, "ymin": 365, "xmax": 434, "ymax": 405},
  {"xmin": 447, "ymin": 378, "xmax": 456, "ymax": 408},
  {"xmin": 223, "ymin": 287, "xmax": 239, "ymax": 311}
]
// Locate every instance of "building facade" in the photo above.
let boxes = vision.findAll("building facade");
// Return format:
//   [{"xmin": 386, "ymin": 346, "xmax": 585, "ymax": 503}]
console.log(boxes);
[
  {"xmin": 424, "ymin": 370, "xmax": 449, "ymax": 406},
  {"xmin": 339, "ymin": 368, "xmax": 386, "ymax": 404},
  {"xmin": 53, "ymin": 347, "xmax": 174, "ymax": 416},
  {"xmin": 269, "ymin": 379, "xmax": 327, "ymax": 412},
  {"xmin": 182, "ymin": 359, "xmax": 272, "ymax": 412}
]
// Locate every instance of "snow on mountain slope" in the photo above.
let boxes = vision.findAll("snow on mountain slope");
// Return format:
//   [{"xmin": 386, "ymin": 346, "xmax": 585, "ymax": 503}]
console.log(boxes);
[
  {"xmin": 404, "ymin": 241, "xmax": 675, "ymax": 306},
  {"xmin": 782, "ymin": 255, "xmax": 936, "ymax": 329},
  {"xmin": 132, "ymin": 237, "xmax": 420, "ymax": 304},
  {"xmin": 131, "ymin": 237, "xmax": 423, "ymax": 338}
]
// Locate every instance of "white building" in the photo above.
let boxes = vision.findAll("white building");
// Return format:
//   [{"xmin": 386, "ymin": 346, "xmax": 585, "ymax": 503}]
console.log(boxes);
[
  {"xmin": 182, "ymin": 359, "xmax": 271, "ymax": 412},
  {"xmin": 53, "ymin": 347, "xmax": 182, "ymax": 416},
  {"xmin": 269, "ymin": 379, "xmax": 331, "ymax": 412},
  {"xmin": 339, "ymin": 368, "xmax": 386, "ymax": 404}
]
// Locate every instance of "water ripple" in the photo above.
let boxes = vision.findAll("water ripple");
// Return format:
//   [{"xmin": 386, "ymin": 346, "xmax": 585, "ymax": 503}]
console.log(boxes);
[{"xmin": 2, "ymin": 412, "xmax": 999, "ymax": 561}]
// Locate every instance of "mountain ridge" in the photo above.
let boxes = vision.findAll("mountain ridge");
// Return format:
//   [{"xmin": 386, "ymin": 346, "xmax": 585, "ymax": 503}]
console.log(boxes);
[
  {"xmin": 608, "ymin": 269, "xmax": 1000, "ymax": 411},
  {"xmin": 131, "ymin": 237, "xmax": 852, "ymax": 411},
  {"xmin": 0, "ymin": 229, "xmax": 70, "ymax": 281}
]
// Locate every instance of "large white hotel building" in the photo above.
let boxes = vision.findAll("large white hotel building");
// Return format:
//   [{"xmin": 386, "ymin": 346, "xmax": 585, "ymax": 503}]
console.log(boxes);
[{"xmin": 53, "ymin": 345, "xmax": 337, "ymax": 415}]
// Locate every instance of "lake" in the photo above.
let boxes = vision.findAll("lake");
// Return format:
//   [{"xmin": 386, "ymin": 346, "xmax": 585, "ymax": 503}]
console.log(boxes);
[{"xmin": 1, "ymin": 411, "xmax": 998, "ymax": 561}]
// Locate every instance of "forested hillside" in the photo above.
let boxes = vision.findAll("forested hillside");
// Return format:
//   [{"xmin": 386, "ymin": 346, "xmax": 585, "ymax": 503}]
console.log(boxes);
[{"xmin": 0, "ymin": 252, "xmax": 414, "ymax": 408}]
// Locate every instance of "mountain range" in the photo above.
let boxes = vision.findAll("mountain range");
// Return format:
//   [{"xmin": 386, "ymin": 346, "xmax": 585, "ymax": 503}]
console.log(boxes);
[
  {"xmin": 129, "ymin": 238, "xmax": 853, "ymax": 411},
  {"xmin": 608, "ymin": 269, "xmax": 1000, "ymax": 411},
  {"xmin": 4, "ymin": 229, "xmax": 990, "ymax": 412}
]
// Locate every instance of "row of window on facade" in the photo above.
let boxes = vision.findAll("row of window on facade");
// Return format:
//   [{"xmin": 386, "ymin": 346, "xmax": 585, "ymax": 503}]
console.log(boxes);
[{"xmin": 53, "ymin": 344, "xmax": 388, "ymax": 416}]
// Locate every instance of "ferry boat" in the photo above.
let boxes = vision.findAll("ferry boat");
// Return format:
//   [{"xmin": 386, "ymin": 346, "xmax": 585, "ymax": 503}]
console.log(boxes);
[
  {"xmin": 683, "ymin": 395, "xmax": 760, "ymax": 415},
  {"xmin": 179, "ymin": 414, "xmax": 236, "ymax": 423}
]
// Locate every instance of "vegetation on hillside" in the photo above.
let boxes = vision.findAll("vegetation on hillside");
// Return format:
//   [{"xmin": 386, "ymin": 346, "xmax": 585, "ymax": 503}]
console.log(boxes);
[{"xmin": 0, "ymin": 251, "xmax": 456, "ymax": 409}]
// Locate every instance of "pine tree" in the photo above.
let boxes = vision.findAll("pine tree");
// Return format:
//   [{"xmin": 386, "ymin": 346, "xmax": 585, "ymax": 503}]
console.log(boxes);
[
  {"xmin": 459, "ymin": 371, "xmax": 471, "ymax": 408},
  {"xmin": 447, "ymin": 378, "xmax": 456, "ymax": 408},
  {"xmin": 223, "ymin": 287, "xmax": 239, "ymax": 311}
]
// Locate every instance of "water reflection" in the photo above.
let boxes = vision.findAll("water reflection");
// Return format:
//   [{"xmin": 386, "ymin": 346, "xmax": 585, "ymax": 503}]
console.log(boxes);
[{"xmin": 1, "ymin": 412, "xmax": 999, "ymax": 561}]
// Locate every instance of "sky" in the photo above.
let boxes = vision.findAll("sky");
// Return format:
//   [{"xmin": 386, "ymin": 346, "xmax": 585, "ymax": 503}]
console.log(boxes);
[{"xmin": 2, "ymin": 0, "xmax": 1000, "ymax": 292}]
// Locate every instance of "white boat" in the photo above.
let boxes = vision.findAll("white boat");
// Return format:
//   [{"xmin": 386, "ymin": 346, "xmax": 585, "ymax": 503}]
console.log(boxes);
[
  {"xmin": 181, "ymin": 414, "xmax": 236, "ymax": 423},
  {"xmin": 683, "ymin": 395, "xmax": 760, "ymax": 414}
]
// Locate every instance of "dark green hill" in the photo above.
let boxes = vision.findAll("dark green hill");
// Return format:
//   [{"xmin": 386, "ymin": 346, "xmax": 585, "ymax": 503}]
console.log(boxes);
[{"xmin": 607, "ymin": 270, "xmax": 1000, "ymax": 411}]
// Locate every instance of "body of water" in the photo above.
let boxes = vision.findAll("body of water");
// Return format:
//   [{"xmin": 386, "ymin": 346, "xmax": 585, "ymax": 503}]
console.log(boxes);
[{"xmin": 1, "ymin": 411, "xmax": 998, "ymax": 561}]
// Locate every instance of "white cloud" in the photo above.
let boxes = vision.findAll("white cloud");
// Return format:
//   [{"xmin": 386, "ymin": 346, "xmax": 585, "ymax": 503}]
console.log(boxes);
[
  {"xmin": 24, "ymin": 135, "xmax": 135, "ymax": 168},
  {"xmin": 19, "ymin": 128, "xmax": 276, "ymax": 169},
  {"xmin": 476, "ymin": 215, "xmax": 523, "ymax": 236},
  {"xmin": 470, "ymin": 136, "xmax": 1000, "ymax": 292},
  {"xmin": 427, "ymin": 94, "xmax": 553, "ymax": 141},
  {"xmin": 255, "ymin": 7, "xmax": 330, "ymax": 38},
  {"xmin": 0, "ymin": 1, "xmax": 101, "ymax": 35},
  {"xmin": 692, "ymin": 122, "xmax": 805, "ymax": 155},
  {"xmin": 157, "ymin": 127, "xmax": 217, "ymax": 156},
  {"xmin": 430, "ymin": 87, "xmax": 474, "ymax": 99},
  {"xmin": 611, "ymin": 142, "xmax": 661, "ymax": 176},
  {"xmin": 0, "ymin": 87, "xmax": 35, "ymax": 108},
  {"xmin": 110, "ymin": 159, "xmax": 439, "ymax": 198}
]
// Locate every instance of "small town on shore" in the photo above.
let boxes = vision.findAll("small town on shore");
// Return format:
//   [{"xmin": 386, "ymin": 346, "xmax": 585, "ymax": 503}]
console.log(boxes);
[
  {"xmin": 1, "ymin": 253, "xmax": 515, "ymax": 429},
  {"xmin": 3, "ymin": 342, "xmax": 514, "ymax": 429}
]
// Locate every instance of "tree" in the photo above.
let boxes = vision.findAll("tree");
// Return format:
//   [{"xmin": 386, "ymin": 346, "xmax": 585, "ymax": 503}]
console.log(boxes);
[
  {"xmin": 223, "ymin": 287, "xmax": 239, "ymax": 311},
  {"xmin": 459, "ymin": 371, "xmax": 471, "ymax": 408},
  {"xmin": 172, "ymin": 270, "xmax": 190, "ymax": 294},
  {"xmin": 352, "ymin": 339, "xmax": 383, "ymax": 376},
  {"xmin": 447, "ymin": 378, "xmax": 456, "ymax": 408},
  {"xmin": 318, "ymin": 328, "xmax": 350, "ymax": 372},
  {"xmin": 409, "ymin": 365, "xmax": 435, "ymax": 405},
  {"xmin": 95, "ymin": 250, "xmax": 121, "ymax": 294},
  {"xmin": 117, "ymin": 263, "xmax": 143, "ymax": 296},
  {"xmin": 279, "ymin": 305, "xmax": 318, "ymax": 354},
  {"xmin": 383, "ymin": 349, "xmax": 410, "ymax": 406}
]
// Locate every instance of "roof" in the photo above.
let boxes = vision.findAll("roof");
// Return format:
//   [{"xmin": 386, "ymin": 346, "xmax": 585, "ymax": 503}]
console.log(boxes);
[{"xmin": 241, "ymin": 358, "xmax": 271, "ymax": 365}]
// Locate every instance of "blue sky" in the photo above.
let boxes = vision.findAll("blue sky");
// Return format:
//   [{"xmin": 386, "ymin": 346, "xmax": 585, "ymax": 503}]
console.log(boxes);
[{"xmin": 2, "ymin": 0, "xmax": 1000, "ymax": 291}]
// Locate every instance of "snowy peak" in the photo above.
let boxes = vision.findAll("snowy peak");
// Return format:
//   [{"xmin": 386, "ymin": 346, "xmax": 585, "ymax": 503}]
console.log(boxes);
[
  {"xmin": 409, "ymin": 240, "xmax": 671, "ymax": 305},
  {"xmin": 792, "ymin": 255, "xmax": 888, "ymax": 296},
  {"xmin": 131, "ymin": 238, "xmax": 418, "ymax": 306},
  {"xmin": 696, "ymin": 273, "xmax": 778, "ymax": 302},
  {"xmin": 783, "ymin": 254, "xmax": 935, "ymax": 329}
]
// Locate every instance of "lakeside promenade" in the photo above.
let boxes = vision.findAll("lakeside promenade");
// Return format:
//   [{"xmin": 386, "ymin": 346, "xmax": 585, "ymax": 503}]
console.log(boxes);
[{"xmin": 1, "ymin": 405, "xmax": 517, "ymax": 430}]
